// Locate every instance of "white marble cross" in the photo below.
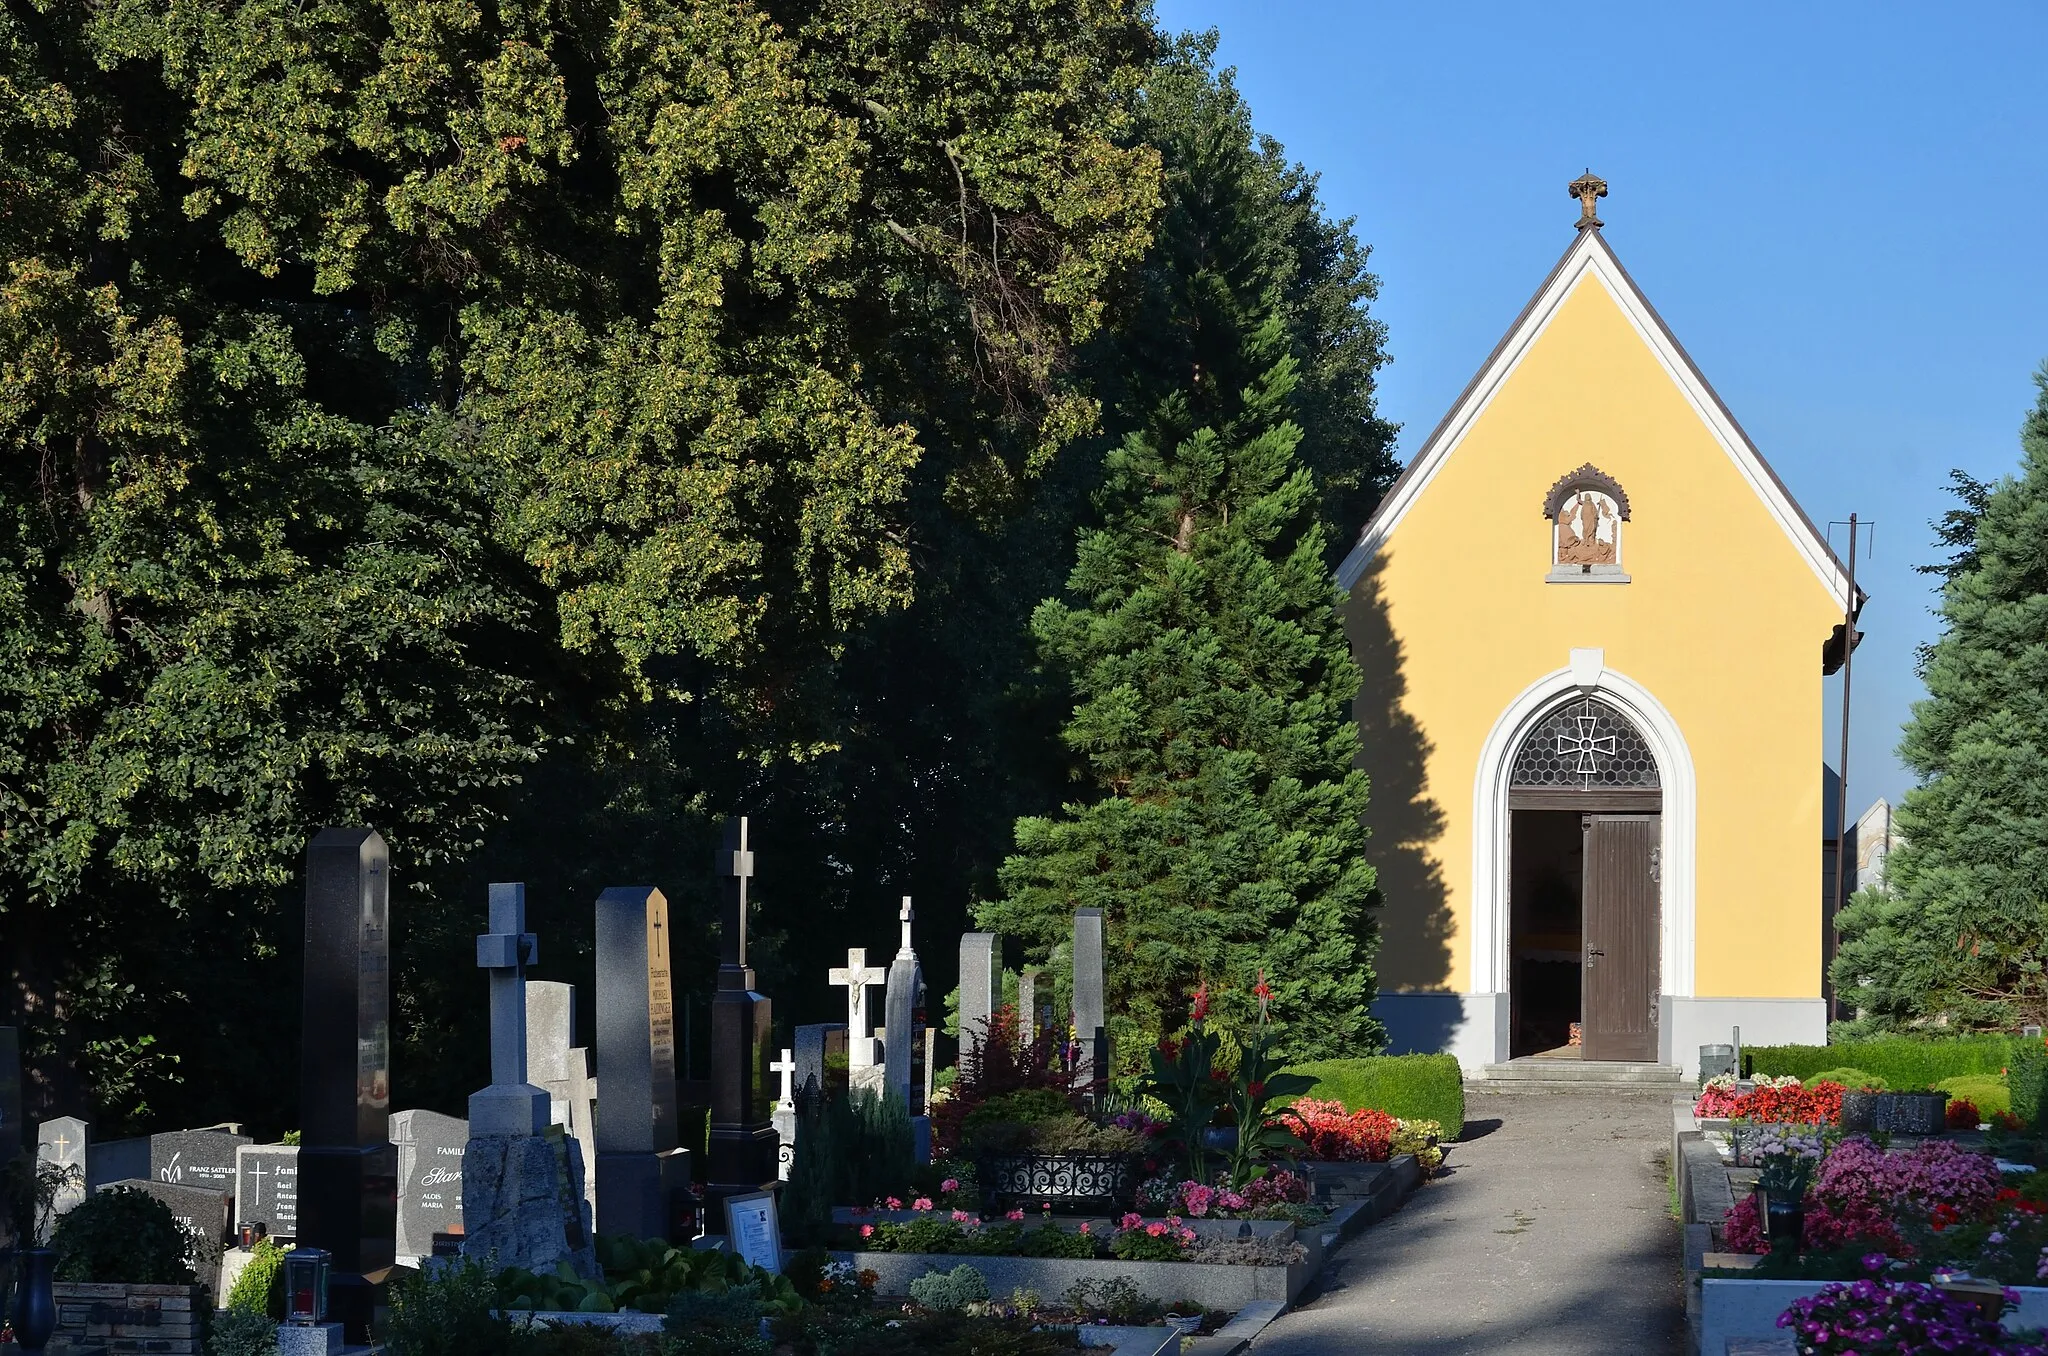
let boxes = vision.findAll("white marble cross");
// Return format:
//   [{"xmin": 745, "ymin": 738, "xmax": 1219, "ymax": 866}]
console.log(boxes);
[
  {"xmin": 896, "ymin": 897, "xmax": 916, "ymax": 959},
  {"xmin": 829, "ymin": 947, "xmax": 886, "ymax": 1069},
  {"xmin": 771, "ymin": 1048, "xmax": 797, "ymax": 1109}
]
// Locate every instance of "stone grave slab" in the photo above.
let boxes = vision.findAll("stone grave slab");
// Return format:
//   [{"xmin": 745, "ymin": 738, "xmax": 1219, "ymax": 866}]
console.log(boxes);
[{"xmin": 102, "ymin": 1178, "xmax": 230, "ymax": 1288}]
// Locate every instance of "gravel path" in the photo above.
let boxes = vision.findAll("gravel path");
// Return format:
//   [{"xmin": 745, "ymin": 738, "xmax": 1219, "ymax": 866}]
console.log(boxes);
[{"xmin": 1250, "ymin": 1088, "xmax": 1687, "ymax": 1355}]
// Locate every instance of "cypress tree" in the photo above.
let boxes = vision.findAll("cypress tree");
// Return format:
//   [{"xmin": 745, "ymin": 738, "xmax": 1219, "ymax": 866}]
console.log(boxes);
[
  {"xmin": 1834, "ymin": 368, "xmax": 2048, "ymax": 1031},
  {"xmin": 977, "ymin": 313, "xmax": 1381, "ymax": 1065}
]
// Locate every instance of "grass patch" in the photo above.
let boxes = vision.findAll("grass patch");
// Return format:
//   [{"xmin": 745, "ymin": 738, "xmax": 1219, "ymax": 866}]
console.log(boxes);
[
  {"xmin": 1746, "ymin": 1036, "xmax": 2013, "ymax": 1091},
  {"xmin": 1279, "ymin": 1054, "xmax": 1465, "ymax": 1132}
]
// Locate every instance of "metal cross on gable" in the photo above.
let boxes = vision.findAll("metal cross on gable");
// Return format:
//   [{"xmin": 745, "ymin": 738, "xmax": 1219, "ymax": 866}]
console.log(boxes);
[{"xmin": 1556, "ymin": 715, "xmax": 1619, "ymax": 777}]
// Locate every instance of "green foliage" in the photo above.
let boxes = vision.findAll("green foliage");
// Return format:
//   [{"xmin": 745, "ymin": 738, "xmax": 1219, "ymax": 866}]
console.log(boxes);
[
  {"xmin": 386, "ymin": 1255, "xmax": 516, "ymax": 1356},
  {"xmin": 497, "ymin": 1236, "xmax": 799, "ymax": 1318},
  {"xmin": 224, "ymin": 1237, "xmax": 286, "ymax": 1318},
  {"xmin": 1143, "ymin": 1017, "xmax": 1226, "ymax": 1182},
  {"xmin": 1834, "ymin": 370, "xmax": 2048, "ymax": 1031},
  {"xmin": 1015, "ymin": 1223, "xmax": 1100, "ymax": 1259},
  {"xmin": 1062, "ymin": 1275, "xmax": 1150, "ymax": 1323},
  {"xmin": 906, "ymin": 1263, "xmax": 989, "ymax": 1313},
  {"xmin": 1224, "ymin": 1002, "xmax": 1315, "ymax": 1187},
  {"xmin": 2011, "ymin": 1043, "xmax": 2048, "ymax": 1129},
  {"xmin": 1744, "ymin": 1037, "xmax": 2013, "ymax": 1090},
  {"xmin": 1936, "ymin": 1075, "xmax": 2011, "ymax": 1118},
  {"xmin": 206, "ymin": 1308, "xmax": 279, "ymax": 1356},
  {"xmin": 50, "ymin": 1186, "xmax": 195, "ymax": 1285},
  {"xmin": 1281, "ymin": 1055, "xmax": 1466, "ymax": 1131},
  {"xmin": 780, "ymin": 1097, "xmax": 838, "ymax": 1248},
  {"xmin": 844, "ymin": 1090, "xmax": 918, "ymax": 1209},
  {"xmin": 0, "ymin": 0, "xmax": 1162, "ymax": 1131},
  {"xmin": 1807, "ymin": 1068, "xmax": 1885, "ymax": 1091}
]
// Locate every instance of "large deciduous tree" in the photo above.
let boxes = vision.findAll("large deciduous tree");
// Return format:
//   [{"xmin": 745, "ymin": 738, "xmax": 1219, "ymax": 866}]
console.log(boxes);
[
  {"xmin": 0, "ymin": 0, "xmax": 1159, "ymax": 1129},
  {"xmin": 1833, "ymin": 369, "xmax": 2048, "ymax": 1033}
]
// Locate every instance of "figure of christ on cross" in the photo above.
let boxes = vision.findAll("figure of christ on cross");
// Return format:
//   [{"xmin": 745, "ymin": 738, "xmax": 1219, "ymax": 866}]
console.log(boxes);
[{"xmin": 829, "ymin": 949, "xmax": 886, "ymax": 1069}]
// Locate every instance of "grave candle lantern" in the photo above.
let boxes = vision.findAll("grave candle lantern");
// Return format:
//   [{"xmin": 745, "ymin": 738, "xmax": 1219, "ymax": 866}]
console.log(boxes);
[{"xmin": 284, "ymin": 1247, "xmax": 332, "ymax": 1326}]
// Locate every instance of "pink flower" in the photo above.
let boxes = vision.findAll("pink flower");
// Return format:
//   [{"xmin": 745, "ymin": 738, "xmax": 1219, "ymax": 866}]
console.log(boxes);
[
  {"xmin": 885, "ymin": 1196, "xmax": 902, "ymax": 1210},
  {"xmin": 951, "ymin": 1210, "xmax": 973, "ymax": 1223},
  {"xmin": 941, "ymin": 1178, "xmax": 960, "ymax": 1193},
  {"xmin": 1005, "ymin": 1209, "xmax": 1025, "ymax": 1222},
  {"xmin": 1146, "ymin": 1222, "xmax": 1167, "ymax": 1237},
  {"xmin": 860, "ymin": 1224, "xmax": 874, "ymax": 1238},
  {"xmin": 913, "ymin": 1197, "xmax": 934, "ymax": 1212},
  {"xmin": 1079, "ymin": 1222, "xmax": 1092, "ymax": 1235},
  {"xmin": 1119, "ymin": 1212, "xmax": 1143, "ymax": 1230},
  {"xmin": 1179, "ymin": 1183, "xmax": 1215, "ymax": 1218}
]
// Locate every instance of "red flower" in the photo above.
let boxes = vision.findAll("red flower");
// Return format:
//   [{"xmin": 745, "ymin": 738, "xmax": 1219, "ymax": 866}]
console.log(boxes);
[
  {"xmin": 1190, "ymin": 986, "xmax": 1210, "ymax": 1023},
  {"xmin": 1253, "ymin": 969, "xmax": 1273, "ymax": 1009},
  {"xmin": 1247, "ymin": 1081, "xmax": 1266, "ymax": 1099}
]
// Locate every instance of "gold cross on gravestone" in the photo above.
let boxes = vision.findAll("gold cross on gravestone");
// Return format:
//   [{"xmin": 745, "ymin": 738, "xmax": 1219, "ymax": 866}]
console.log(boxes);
[{"xmin": 1570, "ymin": 169, "xmax": 1608, "ymax": 231}]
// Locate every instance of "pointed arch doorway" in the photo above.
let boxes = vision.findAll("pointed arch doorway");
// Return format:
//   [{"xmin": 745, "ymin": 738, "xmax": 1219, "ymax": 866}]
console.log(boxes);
[{"xmin": 1507, "ymin": 696, "xmax": 1662, "ymax": 1061}]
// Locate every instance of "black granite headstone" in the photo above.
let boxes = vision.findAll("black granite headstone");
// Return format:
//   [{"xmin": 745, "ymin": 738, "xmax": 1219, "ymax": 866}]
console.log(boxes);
[
  {"xmin": 101, "ymin": 1179, "xmax": 230, "ymax": 1288},
  {"xmin": 149, "ymin": 1128, "xmax": 251, "ymax": 1195},
  {"xmin": 706, "ymin": 817, "xmax": 776, "ymax": 1217},
  {"xmin": 0, "ymin": 1025, "xmax": 22, "ymax": 1153},
  {"xmin": 297, "ymin": 827, "xmax": 398, "ymax": 1340},
  {"xmin": 235, "ymin": 1144, "xmax": 300, "ymax": 1240},
  {"xmin": 390, "ymin": 1109, "xmax": 467, "ymax": 1259},
  {"xmin": 594, "ymin": 885, "xmax": 685, "ymax": 1238}
]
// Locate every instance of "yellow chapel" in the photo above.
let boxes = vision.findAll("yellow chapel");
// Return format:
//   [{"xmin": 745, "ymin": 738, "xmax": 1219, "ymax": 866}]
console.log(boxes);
[{"xmin": 1342, "ymin": 175, "xmax": 1858, "ymax": 1077}]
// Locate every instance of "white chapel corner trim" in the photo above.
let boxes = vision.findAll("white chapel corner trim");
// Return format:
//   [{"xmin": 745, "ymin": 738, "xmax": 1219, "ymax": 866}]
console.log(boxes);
[
  {"xmin": 1468, "ymin": 653, "xmax": 1697, "ymax": 1000},
  {"xmin": 1334, "ymin": 228, "xmax": 1855, "ymax": 611}
]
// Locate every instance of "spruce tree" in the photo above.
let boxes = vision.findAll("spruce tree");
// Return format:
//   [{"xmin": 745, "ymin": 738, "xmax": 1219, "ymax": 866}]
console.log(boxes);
[
  {"xmin": 977, "ymin": 314, "xmax": 1380, "ymax": 1065},
  {"xmin": 1834, "ymin": 368, "xmax": 2048, "ymax": 1031}
]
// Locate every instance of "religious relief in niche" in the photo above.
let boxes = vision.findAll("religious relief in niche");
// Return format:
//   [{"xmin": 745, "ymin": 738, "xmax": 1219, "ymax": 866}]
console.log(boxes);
[{"xmin": 1541, "ymin": 464, "xmax": 1631, "ymax": 580}]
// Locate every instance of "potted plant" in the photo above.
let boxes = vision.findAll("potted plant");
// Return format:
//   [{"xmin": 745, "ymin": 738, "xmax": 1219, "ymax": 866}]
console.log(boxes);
[
  {"xmin": 1749, "ymin": 1125, "xmax": 1823, "ymax": 1255},
  {"xmin": 47, "ymin": 1186, "xmax": 205, "ymax": 1356}
]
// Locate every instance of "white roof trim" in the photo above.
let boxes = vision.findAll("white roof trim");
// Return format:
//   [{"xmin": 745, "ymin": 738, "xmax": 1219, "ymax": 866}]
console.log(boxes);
[{"xmin": 1336, "ymin": 230, "xmax": 1854, "ymax": 611}]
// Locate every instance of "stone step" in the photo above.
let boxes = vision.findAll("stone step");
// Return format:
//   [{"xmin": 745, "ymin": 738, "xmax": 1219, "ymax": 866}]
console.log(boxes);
[{"xmin": 1477, "ymin": 1059, "xmax": 1686, "ymax": 1086}]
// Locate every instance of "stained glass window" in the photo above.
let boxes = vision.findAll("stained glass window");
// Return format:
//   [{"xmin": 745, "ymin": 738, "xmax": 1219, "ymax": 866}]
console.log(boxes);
[{"xmin": 1510, "ymin": 697, "xmax": 1660, "ymax": 787}]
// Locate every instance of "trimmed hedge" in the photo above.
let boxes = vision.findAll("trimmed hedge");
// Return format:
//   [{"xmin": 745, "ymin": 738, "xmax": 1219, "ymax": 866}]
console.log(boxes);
[
  {"xmin": 1936, "ymin": 1074, "xmax": 2011, "ymax": 1120},
  {"xmin": 2011, "ymin": 1040, "xmax": 2048, "ymax": 1129},
  {"xmin": 1280, "ymin": 1054, "xmax": 1465, "ymax": 1134},
  {"xmin": 1746, "ymin": 1036, "xmax": 2014, "ymax": 1091}
]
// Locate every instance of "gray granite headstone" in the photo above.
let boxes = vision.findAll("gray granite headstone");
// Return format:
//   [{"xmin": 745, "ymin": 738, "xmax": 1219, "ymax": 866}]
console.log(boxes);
[
  {"xmin": 959, "ymin": 932, "xmax": 1001, "ymax": 1057},
  {"xmin": 0, "ymin": 1027, "xmax": 21, "ymax": 1154},
  {"xmin": 527, "ymin": 981, "xmax": 577, "ymax": 1125},
  {"xmin": 883, "ymin": 899, "xmax": 924, "ymax": 1112},
  {"xmin": 1018, "ymin": 967, "xmax": 1044, "ymax": 1038},
  {"xmin": 390, "ymin": 1109, "xmax": 468, "ymax": 1259},
  {"xmin": 792, "ymin": 1024, "xmax": 842, "ymax": 1100},
  {"xmin": 593, "ymin": 885, "xmax": 682, "ymax": 1238},
  {"xmin": 150, "ymin": 1128, "xmax": 251, "ymax": 1195},
  {"xmin": 235, "ymin": 1143, "xmax": 300, "ymax": 1240},
  {"xmin": 1072, "ymin": 908, "xmax": 1107, "ymax": 1091},
  {"xmin": 36, "ymin": 1116, "xmax": 89, "ymax": 1238},
  {"xmin": 102, "ymin": 1178, "xmax": 230, "ymax": 1288}
]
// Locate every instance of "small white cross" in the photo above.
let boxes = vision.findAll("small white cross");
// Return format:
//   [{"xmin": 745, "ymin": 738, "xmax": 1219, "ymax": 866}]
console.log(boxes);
[
  {"xmin": 897, "ymin": 897, "xmax": 915, "ymax": 958},
  {"xmin": 1556, "ymin": 716, "xmax": 1618, "ymax": 776},
  {"xmin": 770, "ymin": 1048, "xmax": 797, "ymax": 1109}
]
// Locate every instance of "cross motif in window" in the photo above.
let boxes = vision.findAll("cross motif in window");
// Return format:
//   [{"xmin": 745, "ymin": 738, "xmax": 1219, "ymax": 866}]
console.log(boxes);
[{"xmin": 1557, "ymin": 716, "xmax": 1618, "ymax": 776}]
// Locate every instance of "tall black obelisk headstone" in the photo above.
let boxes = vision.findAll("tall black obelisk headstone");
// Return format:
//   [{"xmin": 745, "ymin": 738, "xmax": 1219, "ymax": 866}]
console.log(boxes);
[
  {"xmin": 706, "ymin": 816, "xmax": 776, "ymax": 1222},
  {"xmin": 299, "ymin": 828, "xmax": 397, "ymax": 1341},
  {"xmin": 594, "ymin": 885, "xmax": 685, "ymax": 1239}
]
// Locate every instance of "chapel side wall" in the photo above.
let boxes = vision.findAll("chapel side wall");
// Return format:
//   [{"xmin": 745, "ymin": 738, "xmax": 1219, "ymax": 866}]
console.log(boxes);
[{"xmin": 1348, "ymin": 275, "xmax": 1838, "ymax": 1011}]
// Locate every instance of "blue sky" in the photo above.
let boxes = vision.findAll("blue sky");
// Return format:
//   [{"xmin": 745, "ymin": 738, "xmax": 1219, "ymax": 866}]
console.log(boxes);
[{"xmin": 1156, "ymin": 0, "xmax": 2048, "ymax": 816}]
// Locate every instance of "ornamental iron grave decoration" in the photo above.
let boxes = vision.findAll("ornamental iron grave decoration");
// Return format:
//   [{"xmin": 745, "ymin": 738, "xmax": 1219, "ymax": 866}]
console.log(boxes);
[
  {"xmin": 1510, "ymin": 697, "xmax": 1660, "ymax": 788},
  {"xmin": 1542, "ymin": 464, "xmax": 1629, "ymax": 575}
]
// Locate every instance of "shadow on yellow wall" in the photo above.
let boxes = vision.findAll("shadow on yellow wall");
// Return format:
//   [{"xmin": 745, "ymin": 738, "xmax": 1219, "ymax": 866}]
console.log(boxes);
[{"xmin": 1347, "ymin": 554, "xmax": 1454, "ymax": 1004}]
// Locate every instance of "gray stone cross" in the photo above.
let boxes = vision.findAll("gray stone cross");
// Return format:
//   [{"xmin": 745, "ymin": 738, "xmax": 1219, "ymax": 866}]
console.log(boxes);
[
  {"xmin": 469, "ymin": 882, "xmax": 549, "ymax": 1136},
  {"xmin": 896, "ymin": 897, "xmax": 915, "ymax": 957}
]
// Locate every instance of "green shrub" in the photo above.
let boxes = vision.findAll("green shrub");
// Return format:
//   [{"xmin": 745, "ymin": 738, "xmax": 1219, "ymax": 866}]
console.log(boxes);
[
  {"xmin": 2013, "ymin": 1041, "xmax": 2048, "ymax": 1130},
  {"xmin": 385, "ymin": 1256, "xmax": 516, "ymax": 1356},
  {"xmin": 1279, "ymin": 1055, "xmax": 1465, "ymax": 1131},
  {"xmin": 1746, "ymin": 1036, "xmax": 2013, "ymax": 1090},
  {"xmin": 1938, "ymin": 1074, "xmax": 2011, "ymax": 1119},
  {"xmin": 51, "ymin": 1187, "xmax": 196, "ymax": 1285},
  {"xmin": 908, "ymin": 1263, "xmax": 988, "ymax": 1313},
  {"xmin": 1807, "ymin": 1067, "xmax": 1884, "ymax": 1090},
  {"xmin": 205, "ymin": 1308, "xmax": 278, "ymax": 1356},
  {"xmin": 1015, "ymin": 1223, "xmax": 1099, "ymax": 1259},
  {"xmin": 224, "ymin": 1237, "xmax": 286, "ymax": 1317}
]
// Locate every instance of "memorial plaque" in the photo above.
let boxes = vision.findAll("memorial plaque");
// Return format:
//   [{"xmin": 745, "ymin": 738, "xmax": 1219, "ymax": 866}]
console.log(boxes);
[
  {"xmin": 235, "ymin": 1143, "xmax": 300, "ymax": 1240},
  {"xmin": 390, "ymin": 1109, "xmax": 468, "ymax": 1259}
]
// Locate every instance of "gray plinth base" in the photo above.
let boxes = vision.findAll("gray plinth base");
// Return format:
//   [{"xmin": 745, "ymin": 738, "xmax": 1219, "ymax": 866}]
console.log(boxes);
[
  {"xmin": 277, "ymin": 1322, "xmax": 345, "ymax": 1356},
  {"xmin": 595, "ymin": 1149, "xmax": 689, "ymax": 1241},
  {"xmin": 462, "ymin": 1134, "xmax": 599, "ymax": 1279},
  {"xmin": 469, "ymin": 1082, "xmax": 550, "ymax": 1137}
]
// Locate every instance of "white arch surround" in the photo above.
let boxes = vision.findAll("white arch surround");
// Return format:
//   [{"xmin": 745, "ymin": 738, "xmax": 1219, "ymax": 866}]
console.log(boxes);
[{"xmin": 1469, "ymin": 651, "xmax": 1697, "ymax": 1012}]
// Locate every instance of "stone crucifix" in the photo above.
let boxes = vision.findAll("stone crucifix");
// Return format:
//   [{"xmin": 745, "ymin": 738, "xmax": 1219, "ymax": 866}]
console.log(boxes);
[
  {"xmin": 469, "ymin": 882, "xmax": 549, "ymax": 1136},
  {"xmin": 829, "ymin": 948, "xmax": 886, "ymax": 1070},
  {"xmin": 1569, "ymin": 169, "xmax": 1608, "ymax": 231}
]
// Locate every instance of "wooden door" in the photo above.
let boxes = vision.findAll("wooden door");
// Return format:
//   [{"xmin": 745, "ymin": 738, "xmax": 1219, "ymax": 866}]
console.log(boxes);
[{"xmin": 1581, "ymin": 814, "xmax": 1659, "ymax": 1062}]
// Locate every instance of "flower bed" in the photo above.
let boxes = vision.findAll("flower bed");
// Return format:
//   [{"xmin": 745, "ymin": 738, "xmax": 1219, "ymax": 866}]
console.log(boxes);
[{"xmin": 1695, "ymin": 1074, "xmax": 1845, "ymax": 1124}]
